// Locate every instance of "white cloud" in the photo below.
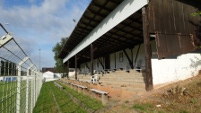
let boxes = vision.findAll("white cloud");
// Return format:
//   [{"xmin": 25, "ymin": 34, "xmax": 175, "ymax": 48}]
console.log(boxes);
[
  {"xmin": 28, "ymin": 0, "xmax": 36, "ymax": 4},
  {"xmin": 0, "ymin": 0, "xmax": 90, "ymax": 68}
]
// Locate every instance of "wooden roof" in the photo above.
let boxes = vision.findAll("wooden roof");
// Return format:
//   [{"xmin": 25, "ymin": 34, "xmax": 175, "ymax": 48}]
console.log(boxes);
[
  {"xmin": 59, "ymin": 0, "xmax": 200, "ymax": 65},
  {"xmin": 59, "ymin": 0, "xmax": 144, "ymax": 64}
]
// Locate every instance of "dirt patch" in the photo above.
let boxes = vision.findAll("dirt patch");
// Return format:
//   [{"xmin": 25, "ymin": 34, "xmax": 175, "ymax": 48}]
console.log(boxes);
[
  {"xmin": 62, "ymin": 75, "xmax": 201, "ymax": 112},
  {"xmin": 106, "ymin": 74, "xmax": 201, "ymax": 113}
]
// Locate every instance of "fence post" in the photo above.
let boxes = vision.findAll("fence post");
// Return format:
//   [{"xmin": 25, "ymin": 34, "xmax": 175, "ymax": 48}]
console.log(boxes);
[
  {"xmin": 34, "ymin": 71, "xmax": 36, "ymax": 107},
  {"xmin": 26, "ymin": 64, "xmax": 33, "ymax": 113},
  {"xmin": 30, "ymin": 68, "xmax": 36, "ymax": 113},
  {"xmin": 16, "ymin": 57, "xmax": 29, "ymax": 113},
  {"xmin": 30, "ymin": 71, "xmax": 33, "ymax": 113}
]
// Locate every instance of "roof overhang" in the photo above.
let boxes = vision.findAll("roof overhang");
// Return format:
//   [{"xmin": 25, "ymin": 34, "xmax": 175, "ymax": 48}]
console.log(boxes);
[{"xmin": 62, "ymin": 0, "xmax": 148, "ymax": 63}]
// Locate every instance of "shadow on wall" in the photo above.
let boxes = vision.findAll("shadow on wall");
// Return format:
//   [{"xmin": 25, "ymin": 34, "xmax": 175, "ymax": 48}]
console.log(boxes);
[
  {"xmin": 181, "ymin": 49, "xmax": 201, "ymax": 76},
  {"xmin": 189, "ymin": 53, "xmax": 201, "ymax": 76},
  {"xmin": 152, "ymin": 47, "xmax": 201, "ymax": 60},
  {"xmin": 151, "ymin": 53, "xmax": 178, "ymax": 59}
]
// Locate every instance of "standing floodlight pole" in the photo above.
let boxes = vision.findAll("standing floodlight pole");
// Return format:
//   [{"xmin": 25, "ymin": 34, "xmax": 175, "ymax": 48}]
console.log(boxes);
[
  {"xmin": 16, "ymin": 57, "xmax": 29, "ymax": 113},
  {"xmin": 25, "ymin": 64, "xmax": 33, "ymax": 113}
]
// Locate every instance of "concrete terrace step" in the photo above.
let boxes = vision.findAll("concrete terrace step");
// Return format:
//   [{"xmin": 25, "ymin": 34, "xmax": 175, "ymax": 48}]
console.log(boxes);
[
  {"xmin": 100, "ymin": 75, "xmax": 144, "ymax": 78},
  {"xmin": 98, "ymin": 72, "xmax": 145, "ymax": 77},
  {"xmin": 99, "ymin": 74, "xmax": 146, "ymax": 82},
  {"xmin": 77, "ymin": 74, "xmax": 146, "ymax": 83},
  {"xmin": 100, "ymin": 81, "xmax": 146, "ymax": 88},
  {"xmin": 77, "ymin": 76, "xmax": 91, "ymax": 79},
  {"xmin": 99, "ymin": 78, "xmax": 145, "ymax": 83},
  {"xmin": 109, "ymin": 70, "xmax": 144, "ymax": 73}
]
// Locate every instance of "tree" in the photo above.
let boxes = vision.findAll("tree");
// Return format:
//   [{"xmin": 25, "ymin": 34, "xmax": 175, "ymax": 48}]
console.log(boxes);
[
  {"xmin": 191, "ymin": 10, "xmax": 201, "ymax": 48},
  {"xmin": 192, "ymin": 12, "xmax": 201, "ymax": 16},
  {"xmin": 52, "ymin": 37, "xmax": 68, "ymax": 77}
]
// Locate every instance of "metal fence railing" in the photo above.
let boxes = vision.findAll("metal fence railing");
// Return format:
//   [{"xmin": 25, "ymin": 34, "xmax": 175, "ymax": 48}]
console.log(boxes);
[{"xmin": 0, "ymin": 23, "xmax": 42, "ymax": 113}]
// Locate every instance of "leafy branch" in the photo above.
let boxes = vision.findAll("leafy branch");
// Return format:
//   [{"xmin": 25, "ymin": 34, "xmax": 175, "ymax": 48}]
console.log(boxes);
[{"xmin": 191, "ymin": 11, "xmax": 201, "ymax": 16}]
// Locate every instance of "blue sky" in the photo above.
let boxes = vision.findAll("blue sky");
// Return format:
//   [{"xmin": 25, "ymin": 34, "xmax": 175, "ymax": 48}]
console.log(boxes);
[{"xmin": 0, "ymin": 0, "xmax": 91, "ymax": 69}]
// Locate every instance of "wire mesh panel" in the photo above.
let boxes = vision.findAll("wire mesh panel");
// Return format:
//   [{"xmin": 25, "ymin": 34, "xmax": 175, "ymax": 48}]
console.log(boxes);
[
  {"xmin": 0, "ymin": 25, "xmax": 42, "ymax": 113},
  {"xmin": 28, "ymin": 77, "xmax": 32, "ymax": 113},
  {"xmin": 20, "ymin": 77, "xmax": 26, "ymax": 113},
  {"xmin": 0, "ymin": 76, "xmax": 17, "ymax": 113}
]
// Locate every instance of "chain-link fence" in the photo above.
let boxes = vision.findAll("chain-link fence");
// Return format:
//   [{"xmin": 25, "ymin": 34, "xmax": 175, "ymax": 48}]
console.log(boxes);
[{"xmin": 0, "ymin": 23, "xmax": 42, "ymax": 113}]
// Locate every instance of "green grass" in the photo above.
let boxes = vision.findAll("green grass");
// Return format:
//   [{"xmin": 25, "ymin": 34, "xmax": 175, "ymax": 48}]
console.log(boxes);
[
  {"xmin": 33, "ymin": 82, "xmax": 89, "ymax": 113},
  {"xmin": 33, "ymin": 82, "xmax": 58, "ymax": 113},
  {"xmin": 51, "ymin": 82, "xmax": 87, "ymax": 113},
  {"xmin": 133, "ymin": 103, "xmax": 154, "ymax": 113},
  {"xmin": 57, "ymin": 82, "xmax": 103, "ymax": 110}
]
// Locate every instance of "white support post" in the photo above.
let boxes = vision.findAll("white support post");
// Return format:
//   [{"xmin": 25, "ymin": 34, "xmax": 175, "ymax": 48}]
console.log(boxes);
[
  {"xmin": 16, "ymin": 66, "xmax": 21, "ymax": 113},
  {"xmin": 30, "ymin": 72, "xmax": 34, "ymax": 113},
  {"xmin": 25, "ymin": 64, "xmax": 33, "ymax": 113},
  {"xmin": 30, "ymin": 68, "xmax": 36, "ymax": 113},
  {"xmin": 33, "ymin": 71, "xmax": 37, "ymax": 107},
  {"xmin": 16, "ymin": 57, "xmax": 29, "ymax": 113}
]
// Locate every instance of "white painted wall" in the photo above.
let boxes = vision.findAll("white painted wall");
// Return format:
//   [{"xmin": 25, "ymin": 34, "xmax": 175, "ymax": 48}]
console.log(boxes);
[
  {"xmin": 77, "ymin": 40, "xmax": 201, "ymax": 87},
  {"xmin": 79, "ymin": 58, "xmax": 105, "ymax": 74},
  {"xmin": 96, "ymin": 57, "xmax": 104, "ymax": 71},
  {"xmin": 43, "ymin": 71, "xmax": 54, "ymax": 79},
  {"xmin": 54, "ymin": 73, "xmax": 62, "ymax": 78},
  {"xmin": 80, "ymin": 62, "xmax": 90, "ymax": 74},
  {"xmin": 79, "ymin": 44, "xmax": 147, "ymax": 72},
  {"xmin": 151, "ymin": 41, "xmax": 201, "ymax": 86}
]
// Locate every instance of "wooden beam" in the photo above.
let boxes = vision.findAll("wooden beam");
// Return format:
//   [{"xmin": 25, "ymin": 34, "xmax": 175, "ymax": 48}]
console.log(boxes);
[
  {"xmin": 98, "ymin": 58, "xmax": 104, "ymax": 69},
  {"xmin": 123, "ymin": 49, "xmax": 134, "ymax": 69},
  {"xmin": 67, "ymin": 61, "xmax": 69, "ymax": 78},
  {"xmin": 90, "ymin": 44, "xmax": 94, "ymax": 76},
  {"xmin": 134, "ymin": 44, "xmax": 141, "ymax": 65},
  {"xmin": 130, "ymin": 48, "xmax": 134, "ymax": 66},
  {"xmin": 114, "ymin": 53, "xmax": 116, "ymax": 69},
  {"xmin": 85, "ymin": 63, "xmax": 89, "ymax": 70},
  {"xmin": 142, "ymin": 7, "xmax": 153, "ymax": 91},
  {"xmin": 75, "ymin": 55, "xmax": 77, "ymax": 80}
]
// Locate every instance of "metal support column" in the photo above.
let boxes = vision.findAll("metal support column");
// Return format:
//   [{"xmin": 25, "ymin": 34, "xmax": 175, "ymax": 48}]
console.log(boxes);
[
  {"xmin": 142, "ymin": 7, "xmax": 153, "ymax": 91},
  {"xmin": 34, "ymin": 71, "xmax": 36, "ymax": 107},
  {"xmin": 16, "ymin": 57, "xmax": 29, "ymax": 113},
  {"xmin": 30, "ymin": 69, "xmax": 36, "ymax": 113},
  {"xmin": 26, "ymin": 64, "xmax": 33, "ymax": 113}
]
